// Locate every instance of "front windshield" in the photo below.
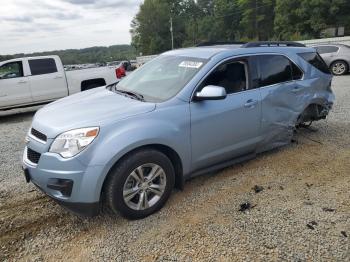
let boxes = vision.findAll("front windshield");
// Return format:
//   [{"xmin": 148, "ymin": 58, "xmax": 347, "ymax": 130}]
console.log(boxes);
[{"xmin": 116, "ymin": 55, "xmax": 207, "ymax": 102}]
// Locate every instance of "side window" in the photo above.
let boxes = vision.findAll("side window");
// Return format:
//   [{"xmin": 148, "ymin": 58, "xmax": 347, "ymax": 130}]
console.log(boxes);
[
  {"xmin": 200, "ymin": 61, "xmax": 247, "ymax": 94},
  {"xmin": 315, "ymin": 46, "xmax": 339, "ymax": 54},
  {"xmin": 298, "ymin": 52, "xmax": 331, "ymax": 74},
  {"xmin": 29, "ymin": 58, "xmax": 57, "ymax": 76},
  {"xmin": 258, "ymin": 55, "xmax": 292, "ymax": 87},
  {"xmin": 0, "ymin": 61, "xmax": 24, "ymax": 79}
]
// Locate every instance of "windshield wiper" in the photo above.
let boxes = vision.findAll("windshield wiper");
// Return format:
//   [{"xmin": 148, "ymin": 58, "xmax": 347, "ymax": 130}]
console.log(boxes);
[
  {"xmin": 117, "ymin": 89, "xmax": 145, "ymax": 101},
  {"xmin": 109, "ymin": 83, "xmax": 145, "ymax": 101}
]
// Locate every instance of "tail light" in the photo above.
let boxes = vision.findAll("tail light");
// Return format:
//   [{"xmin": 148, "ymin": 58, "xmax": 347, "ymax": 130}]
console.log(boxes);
[{"xmin": 115, "ymin": 68, "xmax": 121, "ymax": 79}]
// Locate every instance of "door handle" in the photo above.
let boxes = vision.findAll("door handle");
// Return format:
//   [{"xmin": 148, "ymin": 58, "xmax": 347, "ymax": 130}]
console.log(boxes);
[
  {"xmin": 54, "ymin": 76, "xmax": 63, "ymax": 79},
  {"xmin": 18, "ymin": 80, "xmax": 27, "ymax": 84},
  {"xmin": 244, "ymin": 99, "xmax": 258, "ymax": 108}
]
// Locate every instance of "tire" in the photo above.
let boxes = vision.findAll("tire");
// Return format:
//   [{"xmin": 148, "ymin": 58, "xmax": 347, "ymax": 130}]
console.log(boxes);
[
  {"xmin": 330, "ymin": 60, "xmax": 348, "ymax": 76},
  {"xmin": 104, "ymin": 149, "xmax": 175, "ymax": 219}
]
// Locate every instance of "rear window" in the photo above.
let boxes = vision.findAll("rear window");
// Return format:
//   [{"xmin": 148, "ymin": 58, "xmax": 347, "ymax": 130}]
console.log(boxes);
[
  {"xmin": 315, "ymin": 46, "xmax": 339, "ymax": 54},
  {"xmin": 298, "ymin": 52, "xmax": 331, "ymax": 74},
  {"xmin": 29, "ymin": 58, "xmax": 57, "ymax": 75}
]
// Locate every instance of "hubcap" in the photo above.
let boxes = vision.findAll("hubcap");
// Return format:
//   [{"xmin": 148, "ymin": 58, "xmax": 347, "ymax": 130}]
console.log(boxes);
[
  {"xmin": 332, "ymin": 63, "xmax": 346, "ymax": 75},
  {"xmin": 123, "ymin": 163, "xmax": 166, "ymax": 211}
]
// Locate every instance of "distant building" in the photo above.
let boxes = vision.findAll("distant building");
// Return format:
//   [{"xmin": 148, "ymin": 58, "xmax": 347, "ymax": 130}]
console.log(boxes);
[{"xmin": 321, "ymin": 26, "xmax": 345, "ymax": 38}]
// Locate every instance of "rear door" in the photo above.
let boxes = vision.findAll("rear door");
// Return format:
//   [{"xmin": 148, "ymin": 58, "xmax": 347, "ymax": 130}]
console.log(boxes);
[
  {"xmin": 0, "ymin": 60, "xmax": 32, "ymax": 108},
  {"xmin": 253, "ymin": 54, "xmax": 304, "ymax": 151},
  {"xmin": 190, "ymin": 57, "xmax": 262, "ymax": 171},
  {"xmin": 28, "ymin": 57, "xmax": 68, "ymax": 102}
]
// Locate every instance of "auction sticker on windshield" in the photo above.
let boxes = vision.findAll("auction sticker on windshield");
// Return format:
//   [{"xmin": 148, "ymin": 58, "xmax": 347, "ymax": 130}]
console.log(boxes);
[{"xmin": 179, "ymin": 61, "xmax": 203, "ymax": 69}]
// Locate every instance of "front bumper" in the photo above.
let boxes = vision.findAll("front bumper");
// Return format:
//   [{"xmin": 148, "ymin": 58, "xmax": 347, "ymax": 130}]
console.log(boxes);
[
  {"xmin": 23, "ymin": 167, "xmax": 99, "ymax": 217},
  {"xmin": 22, "ymin": 143, "xmax": 104, "ymax": 217}
]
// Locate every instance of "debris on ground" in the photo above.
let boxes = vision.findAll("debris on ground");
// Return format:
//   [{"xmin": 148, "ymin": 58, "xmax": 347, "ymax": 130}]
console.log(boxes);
[
  {"xmin": 299, "ymin": 122, "xmax": 318, "ymax": 132},
  {"xmin": 305, "ymin": 183, "xmax": 313, "ymax": 188},
  {"xmin": 341, "ymin": 231, "xmax": 348, "ymax": 238},
  {"xmin": 306, "ymin": 221, "xmax": 318, "ymax": 230},
  {"xmin": 322, "ymin": 208, "xmax": 336, "ymax": 212},
  {"xmin": 239, "ymin": 202, "xmax": 256, "ymax": 212},
  {"xmin": 252, "ymin": 185, "xmax": 264, "ymax": 193},
  {"xmin": 279, "ymin": 186, "xmax": 284, "ymax": 190},
  {"xmin": 306, "ymin": 224, "xmax": 315, "ymax": 230},
  {"xmin": 304, "ymin": 201, "xmax": 313, "ymax": 206}
]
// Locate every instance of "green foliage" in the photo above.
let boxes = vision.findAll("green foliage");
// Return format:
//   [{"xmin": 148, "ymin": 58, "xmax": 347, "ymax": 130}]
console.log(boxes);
[
  {"xmin": 131, "ymin": 0, "xmax": 172, "ymax": 55},
  {"xmin": 132, "ymin": 0, "xmax": 350, "ymax": 54},
  {"xmin": 0, "ymin": 45, "xmax": 137, "ymax": 65},
  {"xmin": 273, "ymin": 0, "xmax": 350, "ymax": 40}
]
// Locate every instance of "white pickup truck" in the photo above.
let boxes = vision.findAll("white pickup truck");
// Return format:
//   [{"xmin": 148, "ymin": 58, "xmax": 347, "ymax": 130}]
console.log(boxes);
[{"xmin": 0, "ymin": 55, "xmax": 120, "ymax": 110}]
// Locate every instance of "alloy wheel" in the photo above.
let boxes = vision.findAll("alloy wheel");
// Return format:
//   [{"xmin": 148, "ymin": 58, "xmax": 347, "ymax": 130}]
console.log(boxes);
[
  {"xmin": 332, "ymin": 62, "xmax": 346, "ymax": 75},
  {"xmin": 123, "ymin": 163, "xmax": 166, "ymax": 210}
]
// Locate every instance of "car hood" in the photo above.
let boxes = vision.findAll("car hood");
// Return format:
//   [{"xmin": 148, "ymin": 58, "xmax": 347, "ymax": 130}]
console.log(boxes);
[{"xmin": 32, "ymin": 87, "xmax": 156, "ymax": 138}]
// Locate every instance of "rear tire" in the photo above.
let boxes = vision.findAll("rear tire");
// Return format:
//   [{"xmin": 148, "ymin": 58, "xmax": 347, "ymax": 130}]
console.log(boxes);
[
  {"xmin": 104, "ymin": 149, "xmax": 175, "ymax": 219},
  {"xmin": 330, "ymin": 60, "xmax": 348, "ymax": 76}
]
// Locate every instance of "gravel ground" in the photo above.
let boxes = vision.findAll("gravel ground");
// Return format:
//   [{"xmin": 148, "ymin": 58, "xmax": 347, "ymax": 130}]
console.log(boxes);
[{"xmin": 0, "ymin": 76, "xmax": 349, "ymax": 261}]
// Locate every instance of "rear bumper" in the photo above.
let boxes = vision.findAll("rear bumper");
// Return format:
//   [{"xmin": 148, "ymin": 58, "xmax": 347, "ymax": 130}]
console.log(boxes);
[{"xmin": 23, "ymin": 167, "xmax": 100, "ymax": 217}]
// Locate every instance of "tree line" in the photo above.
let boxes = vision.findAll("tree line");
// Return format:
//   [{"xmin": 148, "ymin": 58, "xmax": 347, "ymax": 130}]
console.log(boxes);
[
  {"xmin": 131, "ymin": 0, "xmax": 350, "ymax": 55},
  {"xmin": 0, "ymin": 45, "xmax": 137, "ymax": 65}
]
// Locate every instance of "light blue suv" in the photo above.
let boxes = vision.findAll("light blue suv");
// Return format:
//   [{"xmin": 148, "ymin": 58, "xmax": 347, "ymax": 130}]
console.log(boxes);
[{"xmin": 22, "ymin": 42, "xmax": 334, "ymax": 219}]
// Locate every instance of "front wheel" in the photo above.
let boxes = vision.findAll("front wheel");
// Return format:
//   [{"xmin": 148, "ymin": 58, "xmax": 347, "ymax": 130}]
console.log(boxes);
[
  {"xmin": 330, "ymin": 61, "xmax": 348, "ymax": 76},
  {"xmin": 104, "ymin": 149, "xmax": 175, "ymax": 219}
]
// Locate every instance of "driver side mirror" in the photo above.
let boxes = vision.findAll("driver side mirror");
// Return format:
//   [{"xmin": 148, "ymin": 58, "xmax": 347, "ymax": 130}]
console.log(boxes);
[{"xmin": 194, "ymin": 85, "xmax": 227, "ymax": 101}]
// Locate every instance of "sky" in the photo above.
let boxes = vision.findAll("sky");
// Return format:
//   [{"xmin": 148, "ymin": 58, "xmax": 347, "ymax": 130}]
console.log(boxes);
[{"xmin": 0, "ymin": 0, "xmax": 142, "ymax": 55}]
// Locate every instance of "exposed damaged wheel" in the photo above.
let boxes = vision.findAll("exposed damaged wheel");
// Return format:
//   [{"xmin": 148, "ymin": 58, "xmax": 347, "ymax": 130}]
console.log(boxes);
[
  {"xmin": 104, "ymin": 149, "xmax": 175, "ymax": 219},
  {"xmin": 296, "ymin": 104, "xmax": 331, "ymax": 128},
  {"xmin": 331, "ymin": 61, "xmax": 348, "ymax": 76}
]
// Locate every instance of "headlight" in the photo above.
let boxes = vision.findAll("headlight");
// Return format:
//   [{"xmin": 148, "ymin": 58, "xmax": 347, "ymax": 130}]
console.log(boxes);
[{"xmin": 49, "ymin": 127, "xmax": 99, "ymax": 158}]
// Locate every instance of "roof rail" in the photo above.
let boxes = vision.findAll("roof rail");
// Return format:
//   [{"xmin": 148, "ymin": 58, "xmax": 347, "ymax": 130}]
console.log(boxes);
[
  {"xmin": 243, "ymin": 41, "xmax": 306, "ymax": 48},
  {"xmin": 196, "ymin": 41, "xmax": 246, "ymax": 47}
]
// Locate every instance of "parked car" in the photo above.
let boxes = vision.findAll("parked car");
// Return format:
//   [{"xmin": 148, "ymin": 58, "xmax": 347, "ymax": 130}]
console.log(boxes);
[
  {"xmin": 23, "ymin": 42, "xmax": 334, "ymax": 219},
  {"xmin": 311, "ymin": 44, "xmax": 350, "ymax": 75},
  {"xmin": 115, "ymin": 62, "xmax": 126, "ymax": 79},
  {"xmin": 0, "ymin": 55, "xmax": 121, "ymax": 110}
]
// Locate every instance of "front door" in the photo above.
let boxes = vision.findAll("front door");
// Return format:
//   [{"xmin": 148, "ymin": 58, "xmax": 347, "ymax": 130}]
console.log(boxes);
[
  {"xmin": 190, "ymin": 58, "xmax": 261, "ymax": 171},
  {"xmin": 0, "ymin": 61, "xmax": 32, "ymax": 109}
]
